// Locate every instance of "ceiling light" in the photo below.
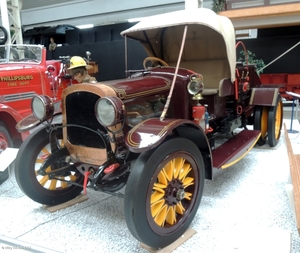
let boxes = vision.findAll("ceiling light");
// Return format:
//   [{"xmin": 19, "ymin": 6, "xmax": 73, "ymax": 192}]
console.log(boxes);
[
  {"xmin": 76, "ymin": 24, "xmax": 94, "ymax": 29},
  {"xmin": 128, "ymin": 17, "xmax": 144, "ymax": 23}
]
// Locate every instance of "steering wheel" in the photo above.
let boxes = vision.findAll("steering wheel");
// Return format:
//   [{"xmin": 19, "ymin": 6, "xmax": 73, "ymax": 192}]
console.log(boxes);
[{"xmin": 143, "ymin": 56, "xmax": 168, "ymax": 69}]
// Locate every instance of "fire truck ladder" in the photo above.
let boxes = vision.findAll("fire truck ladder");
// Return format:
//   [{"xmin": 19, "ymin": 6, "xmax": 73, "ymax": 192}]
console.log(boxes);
[{"xmin": 0, "ymin": 0, "xmax": 23, "ymax": 44}]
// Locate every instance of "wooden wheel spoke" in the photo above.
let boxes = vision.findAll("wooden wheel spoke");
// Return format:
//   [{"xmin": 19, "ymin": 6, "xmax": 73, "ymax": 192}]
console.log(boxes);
[
  {"xmin": 178, "ymin": 164, "xmax": 191, "ymax": 180},
  {"xmin": 166, "ymin": 206, "xmax": 176, "ymax": 225},
  {"xmin": 39, "ymin": 175, "xmax": 49, "ymax": 186},
  {"xmin": 153, "ymin": 186, "xmax": 165, "ymax": 194},
  {"xmin": 268, "ymin": 95, "xmax": 283, "ymax": 147},
  {"xmin": 175, "ymin": 202, "xmax": 185, "ymax": 215},
  {"xmin": 163, "ymin": 161, "xmax": 173, "ymax": 181},
  {"xmin": 59, "ymin": 177, "xmax": 68, "ymax": 189},
  {"xmin": 182, "ymin": 176, "xmax": 194, "ymax": 188},
  {"xmin": 275, "ymin": 101, "xmax": 282, "ymax": 138},
  {"xmin": 154, "ymin": 204, "xmax": 168, "ymax": 227},
  {"xmin": 151, "ymin": 199, "xmax": 166, "ymax": 218},
  {"xmin": 37, "ymin": 166, "xmax": 52, "ymax": 186},
  {"xmin": 154, "ymin": 182, "xmax": 167, "ymax": 189},
  {"xmin": 184, "ymin": 191, "xmax": 193, "ymax": 200},
  {"xmin": 158, "ymin": 170, "xmax": 168, "ymax": 185},
  {"xmin": 173, "ymin": 158, "xmax": 185, "ymax": 178},
  {"xmin": 151, "ymin": 191, "xmax": 165, "ymax": 204},
  {"xmin": 49, "ymin": 179, "xmax": 57, "ymax": 190},
  {"xmin": 69, "ymin": 174, "xmax": 77, "ymax": 181},
  {"xmin": 36, "ymin": 158, "xmax": 44, "ymax": 163},
  {"xmin": 261, "ymin": 107, "xmax": 268, "ymax": 137},
  {"xmin": 42, "ymin": 147, "xmax": 49, "ymax": 155}
]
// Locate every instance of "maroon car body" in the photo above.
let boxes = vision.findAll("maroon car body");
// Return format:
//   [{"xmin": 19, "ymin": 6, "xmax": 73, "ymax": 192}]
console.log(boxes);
[{"xmin": 14, "ymin": 8, "xmax": 283, "ymax": 249}]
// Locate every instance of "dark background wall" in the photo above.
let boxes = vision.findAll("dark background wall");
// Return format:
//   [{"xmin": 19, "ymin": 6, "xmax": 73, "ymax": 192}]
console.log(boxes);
[
  {"xmin": 41, "ymin": 23, "xmax": 147, "ymax": 81},
  {"xmin": 24, "ymin": 23, "xmax": 300, "ymax": 80},
  {"xmin": 237, "ymin": 26, "xmax": 300, "ymax": 74},
  {"xmin": 49, "ymin": 39, "xmax": 147, "ymax": 81}
]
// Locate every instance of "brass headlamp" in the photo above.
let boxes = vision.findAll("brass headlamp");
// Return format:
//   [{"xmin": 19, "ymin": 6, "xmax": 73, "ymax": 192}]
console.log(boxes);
[{"xmin": 187, "ymin": 74, "xmax": 204, "ymax": 100}]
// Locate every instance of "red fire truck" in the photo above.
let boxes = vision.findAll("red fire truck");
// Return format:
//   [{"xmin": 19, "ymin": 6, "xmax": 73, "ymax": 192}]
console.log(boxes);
[
  {"xmin": 260, "ymin": 73, "xmax": 300, "ymax": 100},
  {"xmin": 0, "ymin": 44, "xmax": 74, "ymax": 184}
]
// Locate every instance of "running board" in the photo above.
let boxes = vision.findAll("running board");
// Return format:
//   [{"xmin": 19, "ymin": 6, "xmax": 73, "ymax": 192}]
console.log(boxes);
[{"xmin": 212, "ymin": 130, "xmax": 261, "ymax": 169}]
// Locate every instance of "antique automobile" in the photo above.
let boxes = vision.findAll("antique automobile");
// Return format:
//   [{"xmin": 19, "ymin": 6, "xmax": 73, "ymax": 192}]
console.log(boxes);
[
  {"xmin": 0, "ymin": 44, "xmax": 72, "ymax": 184},
  {"xmin": 14, "ymin": 8, "xmax": 283, "ymax": 249}
]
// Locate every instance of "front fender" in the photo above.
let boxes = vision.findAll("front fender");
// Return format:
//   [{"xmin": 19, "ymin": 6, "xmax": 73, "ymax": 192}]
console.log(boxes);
[
  {"xmin": 16, "ymin": 113, "xmax": 62, "ymax": 133},
  {"xmin": 125, "ymin": 118, "xmax": 203, "ymax": 153},
  {"xmin": 126, "ymin": 118, "xmax": 213, "ymax": 179}
]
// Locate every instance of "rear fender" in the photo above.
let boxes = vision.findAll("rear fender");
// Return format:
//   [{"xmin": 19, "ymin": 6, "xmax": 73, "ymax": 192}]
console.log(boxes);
[
  {"xmin": 125, "ymin": 118, "xmax": 213, "ymax": 179},
  {"xmin": 0, "ymin": 103, "xmax": 23, "ymax": 122},
  {"xmin": 0, "ymin": 103, "xmax": 24, "ymax": 142},
  {"xmin": 249, "ymin": 87, "xmax": 279, "ymax": 106}
]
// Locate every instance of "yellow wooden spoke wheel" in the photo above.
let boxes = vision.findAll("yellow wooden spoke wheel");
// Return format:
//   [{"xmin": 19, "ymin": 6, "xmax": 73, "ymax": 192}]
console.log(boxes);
[
  {"xmin": 268, "ymin": 94, "xmax": 283, "ymax": 147},
  {"xmin": 254, "ymin": 106, "xmax": 269, "ymax": 146},
  {"xmin": 124, "ymin": 138, "xmax": 205, "ymax": 249},
  {"xmin": 15, "ymin": 127, "xmax": 84, "ymax": 206}
]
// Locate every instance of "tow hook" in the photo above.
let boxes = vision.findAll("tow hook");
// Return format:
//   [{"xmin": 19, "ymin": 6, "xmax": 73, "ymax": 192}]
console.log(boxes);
[
  {"xmin": 83, "ymin": 171, "xmax": 91, "ymax": 194},
  {"xmin": 90, "ymin": 162, "xmax": 120, "ymax": 191}
]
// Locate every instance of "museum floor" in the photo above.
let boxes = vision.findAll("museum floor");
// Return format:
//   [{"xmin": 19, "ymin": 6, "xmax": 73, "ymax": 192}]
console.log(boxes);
[{"xmin": 0, "ymin": 112, "xmax": 300, "ymax": 252}]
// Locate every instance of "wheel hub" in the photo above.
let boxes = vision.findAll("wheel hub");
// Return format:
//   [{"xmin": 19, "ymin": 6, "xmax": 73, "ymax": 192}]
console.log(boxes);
[
  {"xmin": 165, "ymin": 179, "xmax": 184, "ymax": 205},
  {"xmin": 176, "ymin": 189, "xmax": 185, "ymax": 201}
]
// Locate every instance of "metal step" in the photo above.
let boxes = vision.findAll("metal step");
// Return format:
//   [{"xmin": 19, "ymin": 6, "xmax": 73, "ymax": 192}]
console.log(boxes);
[{"xmin": 212, "ymin": 130, "xmax": 261, "ymax": 169}]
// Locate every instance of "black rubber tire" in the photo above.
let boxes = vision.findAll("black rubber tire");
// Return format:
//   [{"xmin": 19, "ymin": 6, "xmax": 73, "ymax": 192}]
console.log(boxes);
[
  {"xmin": 268, "ymin": 94, "xmax": 283, "ymax": 147},
  {"xmin": 0, "ymin": 121, "xmax": 13, "ymax": 185},
  {"xmin": 253, "ymin": 106, "xmax": 268, "ymax": 146},
  {"xmin": 15, "ymin": 126, "xmax": 84, "ymax": 205},
  {"xmin": 124, "ymin": 138, "xmax": 205, "ymax": 249},
  {"xmin": 0, "ymin": 26, "xmax": 8, "ymax": 45}
]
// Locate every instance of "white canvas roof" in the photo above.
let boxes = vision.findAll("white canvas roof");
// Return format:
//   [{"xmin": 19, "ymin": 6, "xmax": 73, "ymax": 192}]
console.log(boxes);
[{"xmin": 121, "ymin": 8, "xmax": 236, "ymax": 83}]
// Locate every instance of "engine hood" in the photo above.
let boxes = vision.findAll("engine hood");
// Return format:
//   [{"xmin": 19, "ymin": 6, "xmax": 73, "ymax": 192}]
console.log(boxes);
[{"xmin": 101, "ymin": 75, "xmax": 172, "ymax": 100}]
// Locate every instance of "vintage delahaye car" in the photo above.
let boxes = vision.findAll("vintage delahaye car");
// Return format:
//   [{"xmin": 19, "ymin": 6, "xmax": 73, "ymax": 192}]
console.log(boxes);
[
  {"xmin": 0, "ymin": 44, "xmax": 73, "ymax": 184},
  {"xmin": 15, "ymin": 8, "xmax": 283, "ymax": 249}
]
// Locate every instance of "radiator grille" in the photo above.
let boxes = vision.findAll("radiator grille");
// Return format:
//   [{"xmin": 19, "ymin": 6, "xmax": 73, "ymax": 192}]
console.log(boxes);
[{"xmin": 66, "ymin": 91, "xmax": 106, "ymax": 148}]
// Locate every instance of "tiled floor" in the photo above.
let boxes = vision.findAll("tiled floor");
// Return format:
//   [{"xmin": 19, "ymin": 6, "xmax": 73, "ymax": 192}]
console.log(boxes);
[{"xmin": 0, "ymin": 115, "xmax": 299, "ymax": 253}]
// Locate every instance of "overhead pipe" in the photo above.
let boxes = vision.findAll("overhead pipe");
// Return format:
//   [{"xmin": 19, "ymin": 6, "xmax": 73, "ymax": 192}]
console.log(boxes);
[{"xmin": 185, "ymin": 0, "xmax": 203, "ymax": 10}]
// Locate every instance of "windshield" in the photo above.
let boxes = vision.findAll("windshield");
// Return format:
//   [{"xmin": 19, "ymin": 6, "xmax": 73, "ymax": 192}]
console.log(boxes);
[{"xmin": 0, "ymin": 44, "xmax": 43, "ymax": 64}]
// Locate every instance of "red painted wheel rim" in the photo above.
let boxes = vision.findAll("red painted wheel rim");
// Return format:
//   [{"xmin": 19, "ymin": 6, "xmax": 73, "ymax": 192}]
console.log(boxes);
[{"xmin": 0, "ymin": 132, "xmax": 9, "ymax": 151}]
